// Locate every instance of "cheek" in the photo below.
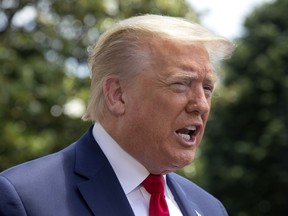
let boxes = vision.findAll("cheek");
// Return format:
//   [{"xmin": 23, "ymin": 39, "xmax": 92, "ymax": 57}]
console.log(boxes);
[
  {"xmin": 124, "ymin": 88, "xmax": 188, "ymax": 136},
  {"xmin": 203, "ymin": 103, "xmax": 212, "ymax": 121},
  {"xmin": 126, "ymin": 105, "xmax": 172, "ymax": 145}
]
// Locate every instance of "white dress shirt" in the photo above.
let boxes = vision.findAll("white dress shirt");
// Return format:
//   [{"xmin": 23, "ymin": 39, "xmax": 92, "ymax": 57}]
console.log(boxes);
[{"xmin": 92, "ymin": 123, "xmax": 183, "ymax": 216}]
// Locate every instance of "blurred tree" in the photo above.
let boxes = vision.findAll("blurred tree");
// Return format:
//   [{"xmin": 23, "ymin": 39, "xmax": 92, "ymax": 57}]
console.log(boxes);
[
  {"xmin": 0, "ymin": 0, "xmax": 197, "ymax": 169},
  {"xmin": 190, "ymin": 0, "xmax": 288, "ymax": 215}
]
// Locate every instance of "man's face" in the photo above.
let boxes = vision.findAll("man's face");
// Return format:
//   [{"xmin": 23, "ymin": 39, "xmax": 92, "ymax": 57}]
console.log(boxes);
[{"xmin": 118, "ymin": 40, "xmax": 216, "ymax": 175}]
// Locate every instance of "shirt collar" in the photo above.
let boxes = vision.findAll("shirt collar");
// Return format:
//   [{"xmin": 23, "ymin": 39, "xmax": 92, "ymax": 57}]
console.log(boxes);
[{"xmin": 92, "ymin": 123, "xmax": 150, "ymax": 195}]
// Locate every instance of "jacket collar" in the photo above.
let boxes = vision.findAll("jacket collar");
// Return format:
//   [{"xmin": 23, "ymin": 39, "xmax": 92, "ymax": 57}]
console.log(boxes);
[
  {"xmin": 74, "ymin": 127, "xmax": 135, "ymax": 216},
  {"xmin": 167, "ymin": 173, "xmax": 204, "ymax": 216}
]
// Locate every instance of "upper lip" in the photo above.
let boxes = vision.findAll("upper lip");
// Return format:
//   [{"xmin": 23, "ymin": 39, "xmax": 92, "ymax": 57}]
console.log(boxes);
[{"xmin": 176, "ymin": 122, "xmax": 202, "ymax": 135}]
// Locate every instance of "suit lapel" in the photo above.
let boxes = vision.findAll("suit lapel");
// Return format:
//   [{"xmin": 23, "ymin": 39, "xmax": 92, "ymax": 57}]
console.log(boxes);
[
  {"xmin": 77, "ymin": 167, "xmax": 135, "ymax": 215},
  {"xmin": 74, "ymin": 128, "xmax": 135, "ymax": 216},
  {"xmin": 167, "ymin": 174, "xmax": 204, "ymax": 216}
]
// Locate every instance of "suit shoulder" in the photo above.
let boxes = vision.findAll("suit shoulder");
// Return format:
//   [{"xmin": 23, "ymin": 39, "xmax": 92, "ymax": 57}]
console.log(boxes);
[
  {"xmin": 0, "ymin": 142, "xmax": 76, "ymax": 184},
  {"xmin": 168, "ymin": 172, "xmax": 211, "ymax": 196},
  {"xmin": 168, "ymin": 173, "xmax": 228, "ymax": 215}
]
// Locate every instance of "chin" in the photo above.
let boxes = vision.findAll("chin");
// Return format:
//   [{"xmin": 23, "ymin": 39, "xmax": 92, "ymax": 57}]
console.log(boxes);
[{"xmin": 170, "ymin": 154, "xmax": 195, "ymax": 171}]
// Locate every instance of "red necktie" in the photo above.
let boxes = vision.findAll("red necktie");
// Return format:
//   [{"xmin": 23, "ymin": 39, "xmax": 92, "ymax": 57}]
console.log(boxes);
[{"xmin": 142, "ymin": 174, "xmax": 170, "ymax": 216}]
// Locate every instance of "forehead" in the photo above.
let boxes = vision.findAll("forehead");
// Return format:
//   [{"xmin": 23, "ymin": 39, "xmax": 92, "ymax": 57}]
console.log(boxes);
[
  {"xmin": 146, "ymin": 39, "xmax": 215, "ymax": 81},
  {"xmin": 148, "ymin": 38, "xmax": 209, "ymax": 58}
]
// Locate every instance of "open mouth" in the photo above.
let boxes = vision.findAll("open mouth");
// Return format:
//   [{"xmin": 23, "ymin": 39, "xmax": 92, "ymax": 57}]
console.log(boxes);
[{"xmin": 175, "ymin": 125, "xmax": 198, "ymax": 142}]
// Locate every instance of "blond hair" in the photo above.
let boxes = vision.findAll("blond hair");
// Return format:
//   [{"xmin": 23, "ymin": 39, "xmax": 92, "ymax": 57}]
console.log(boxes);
[{"xmin": 82, "ymin": 14, "xmax": 235, "ymax": 122}]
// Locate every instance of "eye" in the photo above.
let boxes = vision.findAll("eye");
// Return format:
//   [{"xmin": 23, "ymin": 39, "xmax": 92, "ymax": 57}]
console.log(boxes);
[
  {"xmin": 203, "ymin": 85, "xmax": 214, "ymax": 97},
  {"xmin": 170, "ymin": 81, "xmax": 190, "ymax": 92}
]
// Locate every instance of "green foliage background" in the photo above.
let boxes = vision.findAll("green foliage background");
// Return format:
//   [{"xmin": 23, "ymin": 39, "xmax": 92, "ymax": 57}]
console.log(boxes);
[{"xmin": 1, "ymin": 0, "xmax": 287, "ymax": 215}]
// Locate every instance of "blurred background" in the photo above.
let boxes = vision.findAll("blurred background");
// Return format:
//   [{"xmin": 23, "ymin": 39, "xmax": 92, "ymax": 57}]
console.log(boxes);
[{"xmin": 0, "ymin": 0, "xmax": 287, "ymax": 215}]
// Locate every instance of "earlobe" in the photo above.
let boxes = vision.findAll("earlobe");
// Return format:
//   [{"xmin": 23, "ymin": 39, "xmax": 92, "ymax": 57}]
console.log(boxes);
[{"xmin": 103, "ymin": 76, "xmax": 125, "ymax": 116}]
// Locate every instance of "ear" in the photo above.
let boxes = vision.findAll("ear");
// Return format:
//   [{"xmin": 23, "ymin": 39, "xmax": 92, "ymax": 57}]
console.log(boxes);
[{"xmin": 103, "ymin": 75, "xmax": 125, "ymax": 116}]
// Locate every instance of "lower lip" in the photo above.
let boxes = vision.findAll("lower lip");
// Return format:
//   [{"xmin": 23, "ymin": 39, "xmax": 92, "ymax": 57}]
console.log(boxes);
[{"xmin": 175, "ymin": 133, "xmax": 197, "ymax": 147}]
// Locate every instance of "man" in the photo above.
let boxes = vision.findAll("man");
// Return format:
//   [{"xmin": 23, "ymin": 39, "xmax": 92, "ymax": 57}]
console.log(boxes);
[{"xmin": 0, "ymin": 14, "xmax": 234, "ymax": 216}]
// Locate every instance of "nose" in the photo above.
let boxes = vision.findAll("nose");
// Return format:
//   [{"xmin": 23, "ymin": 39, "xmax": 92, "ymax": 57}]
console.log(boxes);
[{"xmin": 185, "ymin": 87, "xmax": 210, "ymax": 115}]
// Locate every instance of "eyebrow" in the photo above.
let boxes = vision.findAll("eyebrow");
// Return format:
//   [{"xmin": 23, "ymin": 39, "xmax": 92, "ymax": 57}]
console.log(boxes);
[
  {"xmin": 206, "ymin": 73, "xmax": 218, "ymax": 83},
  {"xmin": 170, "ymin": 67, "xmax": 218, "ymax": 84}
]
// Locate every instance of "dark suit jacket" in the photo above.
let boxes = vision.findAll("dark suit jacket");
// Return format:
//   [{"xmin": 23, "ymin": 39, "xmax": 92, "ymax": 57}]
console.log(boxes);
[{"xmin": 0, "ymin": 127, "xmax": 228, "ymax": 216}]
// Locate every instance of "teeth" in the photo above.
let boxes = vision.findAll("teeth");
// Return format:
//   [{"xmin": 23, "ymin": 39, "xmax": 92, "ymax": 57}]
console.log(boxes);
[
  {"xmin": 187, "ymin": 125, "xmax": 196, "ymax": 131},
  {"xmin": 179, "ymin": 133, "xmax": 191, "ymax": 141},
  {"xmin": 176, "ymin": 125, "xmax": 197, "ymax": 141}
]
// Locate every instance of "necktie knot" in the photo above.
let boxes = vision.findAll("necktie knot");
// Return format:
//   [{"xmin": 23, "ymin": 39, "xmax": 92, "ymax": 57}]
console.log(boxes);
[{"xmin": 142, "ymin": 174, "xmax": 165, "ymax": 194}]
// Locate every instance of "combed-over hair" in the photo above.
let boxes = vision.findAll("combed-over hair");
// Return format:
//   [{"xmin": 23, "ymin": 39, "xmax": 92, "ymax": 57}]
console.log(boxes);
[{"xmin": 82, "ymin": 14, "xmax": 235, "ymax": 122}]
